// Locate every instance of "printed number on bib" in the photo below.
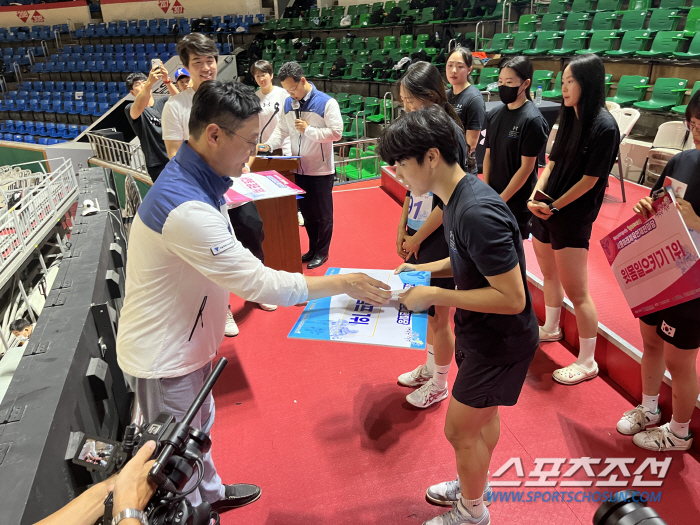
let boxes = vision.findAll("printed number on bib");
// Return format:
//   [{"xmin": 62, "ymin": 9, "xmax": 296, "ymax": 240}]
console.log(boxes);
[{"xmin": 407, "ymin": 192, "xmax": 433, "ymax": 231}]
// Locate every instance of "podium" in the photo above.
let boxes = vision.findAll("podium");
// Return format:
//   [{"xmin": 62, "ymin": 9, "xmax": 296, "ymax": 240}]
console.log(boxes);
[{"xmin": 248, "ymin": 157, "xmax": 302, "ymax": 274}]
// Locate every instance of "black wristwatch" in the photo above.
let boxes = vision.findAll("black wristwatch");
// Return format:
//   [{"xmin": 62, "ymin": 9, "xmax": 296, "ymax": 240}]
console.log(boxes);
[{"xmin": 548, "ymin": 202, "xmax": 559, "ymax": 213}]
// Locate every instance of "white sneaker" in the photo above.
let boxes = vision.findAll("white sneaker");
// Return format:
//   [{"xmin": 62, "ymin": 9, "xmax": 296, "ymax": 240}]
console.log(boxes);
[
  {"xmin": 298, "ymin": 211, "xmax": 304, "ymax": 226},
  {"xmin": 259, "ymin": 303, "xmax": 278, "ymax": 311},
  {"xmin": 423, "ymin": 501, "xmax": 490, "ymax": 525},
  {"xmin": 406, "ymin": 378, "xmax": 448, "ymax": 408},
  {"xmin": 539, "ymin": 325, "xmax": 563, "ymax": 342},
  {"xmin": 398, "ymin": 363, "xmax": 432, "ymax": 387},
  {"xmin": 426, "ymin": 477, "xmax": 493, "ymax": 507},
  {"xmin": 225, "ymin": 306, "xmax": 239, "ymax": 337},
  {"xmin": 617, "ymin": 405, "xmax": 662, "ymax": 436},
  {"xmin": 633, "ymin": 422, "xmax": 693, "ymax": 451}
]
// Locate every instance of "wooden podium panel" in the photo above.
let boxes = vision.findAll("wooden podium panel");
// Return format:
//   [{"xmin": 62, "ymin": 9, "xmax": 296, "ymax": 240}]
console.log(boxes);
[{"xmin": 248, "ymin": 157, "xmax": 302, "ymax": 274}]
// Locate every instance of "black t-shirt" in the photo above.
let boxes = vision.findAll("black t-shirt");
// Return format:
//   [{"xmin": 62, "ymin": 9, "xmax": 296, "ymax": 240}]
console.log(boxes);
[
  {"xmin": 125, "ymin": 96, "xmax": 170, "ymax": 168},
  {"xmin": 443, "ymin": 175, "xmax": 539, "ymax": 365},
  {"xmin": 447, "ymin": 85, "xmax": 486, "ymax": 132},
  {"xmin": 484, "ymin": 101, "xmax": 549, "ymax": 226},
  {"xmin": 545, "ymin": 109, "xmax": 620, "ymax": 225}
]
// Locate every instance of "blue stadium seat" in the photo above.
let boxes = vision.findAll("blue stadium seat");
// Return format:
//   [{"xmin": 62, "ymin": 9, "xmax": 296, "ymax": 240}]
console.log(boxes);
[
  {"xmin": 38, "ymin": 137, "xmax": 49, "ymax": 145},
  {"xmin": 82, "ymin": 102, "xmax": 97, "ymax": 116},
  {"xmin": 35, "ymin": 122, "xmax": 46, "ymax": 136},
  {"xmin": 85, "ymin": 82, "xmax": 96, "ymax": 92},
  {"xmin": 24, "ymin": 121, "xmax": 35, "ymax": 134},
  {"xmin": 24, "ymin": 135, "xmax": 36, "ymax": 144}
]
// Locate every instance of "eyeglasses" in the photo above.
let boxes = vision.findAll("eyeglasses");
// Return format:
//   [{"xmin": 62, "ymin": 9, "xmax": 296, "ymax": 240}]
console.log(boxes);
[
  {"xmin": 218, "ymin": 125, "xmax": 258, "ymax": 149},
  {"xmin": 685, "ymin": 120, "xmax": 700, "ymax": 133},
  {"xmin": 285, "ymin": 80, "xmax": 303, "ymax": 96}
]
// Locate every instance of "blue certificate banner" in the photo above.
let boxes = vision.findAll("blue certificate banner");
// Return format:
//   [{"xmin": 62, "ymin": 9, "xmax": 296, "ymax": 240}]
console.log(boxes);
[{"xmin": 288, "ymin": 268, "xmax": 430, "ymax": 350}]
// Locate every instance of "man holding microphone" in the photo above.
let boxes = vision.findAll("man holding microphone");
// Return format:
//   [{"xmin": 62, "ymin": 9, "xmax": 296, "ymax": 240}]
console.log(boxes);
[{"xmin": 257, "ymin": 61, "xmax": 343, "ymax": 270}]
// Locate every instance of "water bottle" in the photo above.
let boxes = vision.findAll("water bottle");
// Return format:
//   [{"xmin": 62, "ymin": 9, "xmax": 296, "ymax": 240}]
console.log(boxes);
[{"xmin": 535, "ymin": 85, "xmax": 542, "ymax": 106}]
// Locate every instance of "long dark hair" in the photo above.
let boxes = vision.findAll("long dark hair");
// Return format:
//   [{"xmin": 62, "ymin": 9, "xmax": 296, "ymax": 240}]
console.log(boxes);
[
  {"xmin": 397, "ymin": 61, "xmax": 465, "ymax": 131},
  {"xmin": 447, "ymin": 46, "xmax": 474, "ymax": 85},
  {"xmin": 499, "ymin": 56, "xmax": 533, "ymax": 101},
  {"xmin": 549, "ymin": 54, "xmax": 607, "ymax": 163}
]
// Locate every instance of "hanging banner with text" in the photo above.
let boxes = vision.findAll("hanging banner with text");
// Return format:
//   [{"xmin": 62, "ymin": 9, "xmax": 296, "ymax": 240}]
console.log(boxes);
[
  {"xmin": 100, "ymin": 0, "xmax": 262, "ymax": 23},
  {"xmin": 600, "ymin": 191, "xmax": 700, "ymax": 317},
  {"xmin": 0, "ymin": 1, "xmax": 90, "ymax": 29},
  {"xmin": 288, "ymin": 268, "xmax": 430, "ymax": 350}
]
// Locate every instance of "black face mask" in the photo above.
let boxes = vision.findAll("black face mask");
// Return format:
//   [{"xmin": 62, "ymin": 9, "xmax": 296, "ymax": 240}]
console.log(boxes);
[{"xmin": 498, "ymin": 84, "xmax": 523, "ymax": 105}]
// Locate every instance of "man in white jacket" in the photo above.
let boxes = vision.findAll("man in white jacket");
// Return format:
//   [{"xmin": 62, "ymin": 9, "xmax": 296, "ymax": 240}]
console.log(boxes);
[
  {"xmin": 258, "ymin": 61, "xmax": 343, "ymax": 270},
  {"xmin": 117, "ymin": 80, "xmax": 390, "ymax": 514}
]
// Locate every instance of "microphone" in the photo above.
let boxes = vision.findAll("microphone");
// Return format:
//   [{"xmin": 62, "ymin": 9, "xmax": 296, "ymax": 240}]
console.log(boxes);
[
  {"xmin": 292, "ymin": 99, "xmax": 301, "ymax": 120},
  {"xmin": 257, "ymin": 102, "xmax": 280, "ymax": 152}
]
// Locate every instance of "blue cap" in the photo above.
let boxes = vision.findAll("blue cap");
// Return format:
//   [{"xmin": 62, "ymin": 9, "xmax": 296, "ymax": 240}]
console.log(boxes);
[{"xmin": 174, "ymin": 67, "xmax": 190, "ymax": 81}]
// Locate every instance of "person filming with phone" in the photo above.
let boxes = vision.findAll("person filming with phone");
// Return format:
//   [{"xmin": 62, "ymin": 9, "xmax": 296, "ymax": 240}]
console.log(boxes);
[{"xmin": 125, "ymin": 61, "xmax": 178, "ymax": 183}]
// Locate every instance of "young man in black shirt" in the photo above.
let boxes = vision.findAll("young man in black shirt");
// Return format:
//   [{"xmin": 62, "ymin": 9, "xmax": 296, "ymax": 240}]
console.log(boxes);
[
  {"xmin": 125, "ymin": 66, "xmax": 178, "ymax": 182},
  {"xmin": 379, "ymin": 106, "xmax": 539, "ymax": 525}
]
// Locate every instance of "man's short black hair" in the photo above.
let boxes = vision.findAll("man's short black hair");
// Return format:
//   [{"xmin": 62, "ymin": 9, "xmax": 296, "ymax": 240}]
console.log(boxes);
[
  {"xmin": 10, "ymin": 318, "xmax": 30, "ymax": 332},
  {"xmin": 189, "ymin": 80, "xmax": 262, "ymax": 139},
  {"xmin": 125, "ymin": 72, "xmax": 147, "ymax": 92},
  {"xmin": 277, "ymin": 61, "xmax": 304, "ymax": 82},
  {"xmin": 377, "ymin": 106, "xmax": 460, "ymax": 167}
]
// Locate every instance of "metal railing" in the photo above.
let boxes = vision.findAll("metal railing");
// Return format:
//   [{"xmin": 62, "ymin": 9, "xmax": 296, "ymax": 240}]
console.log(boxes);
[
  {"xmin": 0, "ymin": 158, "xmax": 78, "ymax": 285},
  {"xmin": 86, "ymin": 132, "xmax": 149, "ymax": 175},
  {"xmin": 335, "ymin": 137, "xmax": 381, "ymax": 183}
]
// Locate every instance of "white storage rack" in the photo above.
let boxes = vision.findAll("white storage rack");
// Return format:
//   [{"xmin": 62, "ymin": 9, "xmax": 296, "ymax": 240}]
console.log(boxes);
[{"xmin": 0, "ymin": 158, "xmax": 78, "ymax": 290}]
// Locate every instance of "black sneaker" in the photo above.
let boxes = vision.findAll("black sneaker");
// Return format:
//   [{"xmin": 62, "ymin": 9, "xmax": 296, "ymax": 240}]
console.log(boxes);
[{"xmin": 210, "ymin": 483, "xmax": 261, "ymax": 513}]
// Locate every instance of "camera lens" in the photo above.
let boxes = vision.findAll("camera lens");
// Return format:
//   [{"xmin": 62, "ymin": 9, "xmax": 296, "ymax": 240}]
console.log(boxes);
[{"xmin": 593, "ymin": 491, "xmax": 666, "ymax": 525}]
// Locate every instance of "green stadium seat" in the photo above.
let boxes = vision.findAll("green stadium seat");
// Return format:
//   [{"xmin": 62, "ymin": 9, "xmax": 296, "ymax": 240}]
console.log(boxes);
[
  {"xmin": 311, "ymin": 49, "xmax": 326, "ymax": 62},
  {"xmin": 357, "ymin": 3, "xmax": 371, "ymax": 15},
  {"xmin": 404, "ymin": 8, "xmax": 421, "ymax": 21},
  {"xmin": 532, "ymin": 70, "xmax": 555, "ymax": 91},
  {"xmin": 542, "ymin": 71, "xmax": 563, "ymax": 99},
  {"xmin": 506, "ymin": 14, "xmax": 538, "ymax": 33},
  {"xmin": 482, "ymin": 33, "xmax": 514, "ymax": 53},
  {"xmin": 570, "ymin": 0, "xmax": 595, "ymax": 11},
  {"xmin": 535, "ymin": 0, "xmax": 569, "ymax": 15},
  {"xmin": 339, "ymin": 37, "xmax": 354, "ymax": 50},
  {"xmin": 604, "ymin": 73, "xmax": 613, "ymax": 96},
  {"xmin": 290, "ymin": 17, "xmax": 305, "ymax": 30},
  {"xmin": 400, "ymin": 35, "xmax": 414, "ymax": 51},
  {"xmin": 356, "ymin": 49, "xmax": 371, "ymax": 63},
  {"xmin": 618, "ymin": 10, "xmax": 649, "ymax": 31},
  {"xmin": 500, "ymin": 32, "xmax": 536, "ymax": 55},
  {"xmin": 659, "ymin": 0, "xmax": 689, "ymax": 10},
  {"xmin": 575, "ymin": 30, "xmax": 619, "ymax": 54},
  {"xmin": 590, "ymin": 11, "xmax": 619, "ymax": 31},
  {"xmin": 363, "ymin": 97, "xmax": 380, "ymax": 117},
  {"xmin": 347, "ymin": 4, "xmax": 359, "ymax": 17},
  {"xmin": 564, "ymin": 12, "xmax": 592, "ymax": 31},
  {"xmin": 262, "ymin": 50, "xmax": 274, "ymax": 61},
  {"xmin": 540, "ymin": 14, "xmax": 565, "ymax": 31},
  {"xmin": 671, "ymin": 82, "xmax": 700, "ymax": 114},
  {"xmin": 352, "ymin": 38, "xmax": 366, "ymax": 50},
  {"xmin": 633, "ymin": 78, "xmax": 688, "ymax": 111},
  {"xmin": 332, "ymin": 5, "xmax": 345, "ymax": 16},
  {"xmin": 343, "ymin": 145, "xmax": 362, "ymax": 179},
  {"xmin": 421, "ymin": 7, "xmax": 436, "ymax": 23},
  {"xmin": 307, "ymin": 62, "xmax": 322, "ymax": 78},
  {"xmin": 262, "ymin": 18, "xmax": 279, "ymax": 31},
  {"xmin": 330, "ymin": 14, "xmax": 344, "ymax": 28},
  {"xmin": 593, "ymin": 0, "xmax": 622, "ymax": 10},
  {"xmin": 344, "ymin": 62, "xmax": 365, "ymax": 80},
  {"xmin": 416, "ymin": 34, "xmax": 430, "ymax": 48},
  {"xmin": 335, "ymin": 93, "xmax": 350, "ymax": 109},
  {"xmin": 326, "ymin": 37, "xmax": 338, "ymax": 50},
  {"xmin": 674, "ymin": 31, "xmax": 700, "ymax": 58},
  {"xmin": 549, "ymin": 30, "xmax": 589, "ymax": 55},
  {"xmin": 274, "ymin": 38, "xmax": 288, "ymax": 52},
  {"xmin": 383, "ymin": 35, "xmax": 397, "ymax": 49},
  {"xmin": 523, "ymin": 32, "xmax": 562, "ymax": 55},
  {"xmin": 370, "ymin": 48, "xmax": 388, "ymax": 61},
  {"xmin": 342, "ymin": 117, "xmax": 364, "ymax": 140},
  {"xmin": 341, "ymin": 94, "xmax": 364, "ymax": 115},
  {"xmin": 341, "ymin": 49, "xmax": 356, "ymax": 62},
  {"xmin": 367, "ymin": 99, "xmax": 394, "ymax": 123},
  {"xmin": 388, "ymin": 48, "xmax": 408, "ymax": 62},
  {"xmin": 361, "ymin": 151, "xmax": 379, "ymax": 178},
  {"xmin": 278, "ymin": 18, "xmax": 291, "ymax": 30},
  {"xmin": 353, "ymin": 13, "xmax": 371, "ymax": 28},
  {"xmin": 473, "ymin": 67, "xmax": 499, "ymax": 90},
  {"xmin": 367, "ymin": 36, "xmax": 381, "ymax": 50},
  {"xmin": 684, "ymin": 7, "xmax": 700, "ymax": 34},
  {"xmin": 647, "ymin": 9, "xmax": 682, "ymax": 31},
  {"xmin": 606, "ymin": 75, "xmax": 650, "ymax": 106},
  {"xmin": 605, "ymin": 30, "xmax": 651, "ymax": 56},
  {"xmin": 635, "ymin": 31, "xmax": 686, "ymax": 58},
  {"xmin": 623, "ymin": 0, "xmax": 651, "ymax": 10}
]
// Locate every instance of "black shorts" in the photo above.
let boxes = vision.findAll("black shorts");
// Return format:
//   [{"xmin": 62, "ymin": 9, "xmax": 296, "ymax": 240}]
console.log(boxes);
[
  {"xmin": 530, "ymin": 216, "xmax": 592, "ymax": 250},
  {"xmin": 406, "ymin": 226, "xmax": 455, "ymax": 290},
  {"xmin": 640, "ymin": 302, "xmax": 700, "ymax": 350},
  {"xmin": 452, "ymin": 353, "xmax": 535, "ymax": 408}
]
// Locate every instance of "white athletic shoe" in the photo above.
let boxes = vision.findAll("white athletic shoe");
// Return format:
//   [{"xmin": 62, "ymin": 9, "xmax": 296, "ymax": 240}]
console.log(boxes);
[
  {"xmin": 617, "ymin": 405, "xmax": 662, "ymax": 436},
  {"xmin": 633, "ymin": 423, "xmax": 693, "ymax": 452},
  {"xmin": 426, "ymin": 476, "xmax": 493, "ymax": 507},
  {"xmin": 298, "ymin": 211, "xmax": 304, "ymax": 226},
  {"xmin": 259, "ymin": 303, "xmax": 278, "ymax": 312},
  {"xmin": 406, "ymin": 378, "xmax": 448, "ymax": 408},
  {"xmin": 398, "ymin": 363, "xmax": 432, "ymax": 387},
  {"xmin": 225, "ymin": 306, "xmax": 239, "ymax": 337},
  {"xmin": 423, "ymin": 501, "xmax": 490, "ymax": 525}
]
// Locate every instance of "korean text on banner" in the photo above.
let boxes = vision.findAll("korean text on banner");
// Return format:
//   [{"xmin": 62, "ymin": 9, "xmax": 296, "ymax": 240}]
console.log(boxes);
[
  {"xmin": 288, "ymin": 268, "xmax": 430, "ymax": 350},
  {"xmin": 224, "ymin": 170, "xmax": 305, "ymax": 208},
  {"xmin": 600, "ymin": 192, "xmax": 700, "ymax": 317}
]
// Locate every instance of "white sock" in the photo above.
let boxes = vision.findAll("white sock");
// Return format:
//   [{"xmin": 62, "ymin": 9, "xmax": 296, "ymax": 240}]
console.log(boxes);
[
  {"xmin": 641, "ymin": 393, "xmax": 659, "ymax": 413},
  {"xmin": 460, "ymin": 495, "xmax": 484, "ymax": 518},
  {"xmin": 543, "ymin": 306, "xmax": 561, "ymax": 334},
  {"xmin": 669, "ymin": 416, "xmax": 690, "ymax": 438},
  {"xmin": 576, "ymin": 336, "xmax": 597, "ymax": 370},
  {"xmin": 425, "ymin": 344, "xmax": 435, "ymax": 375},
  {"xmin": 433, "ymin": 364, "xmax": 450, "ymax": 390}
]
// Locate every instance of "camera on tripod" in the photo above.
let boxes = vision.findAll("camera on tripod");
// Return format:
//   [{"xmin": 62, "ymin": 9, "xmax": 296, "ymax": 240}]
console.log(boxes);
[{"xmin": 73, "ymin": 358, "xmax": 228, "ymax": 525}]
